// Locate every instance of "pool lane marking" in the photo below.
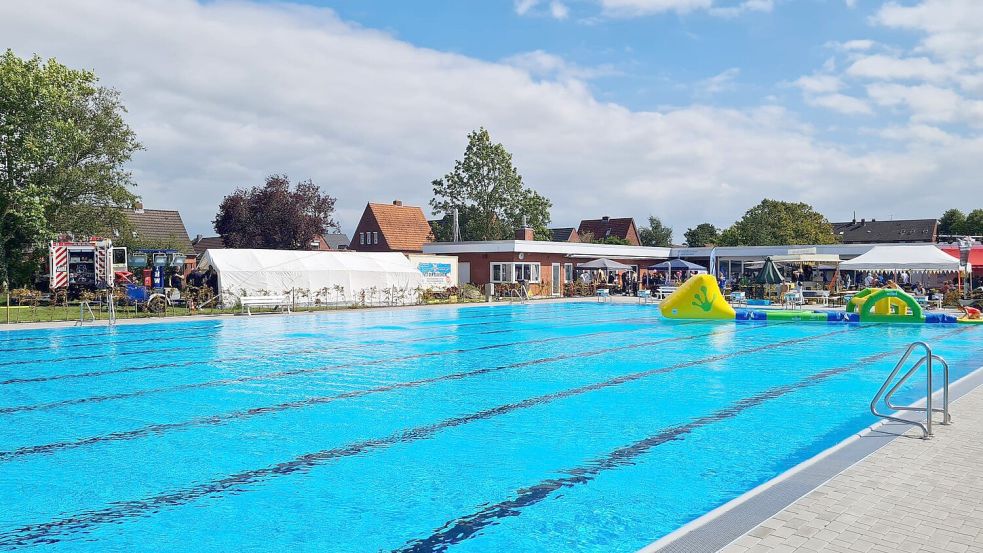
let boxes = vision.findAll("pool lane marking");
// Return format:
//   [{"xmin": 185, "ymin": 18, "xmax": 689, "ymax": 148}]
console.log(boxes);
[
  {"xmin": 0, "ymin": 301, "xmax": 609, "ymax": 348},
  {"xmin": 0, "ymin": 304, "xmax": 629, "ymax": 369},
  {"xmin": 0, "ymin": 321, "xmax": 742, "ymax": 461},
  {"xmin": 394, "ymin": 325, "xmax": 974, "ymax": 552},
  {"xmin": 0, "ymin": 311, "xmax": 659, "ymax": 384},
  {"xmin": 0, "ymin": 324, "xmax": 855, "ymax": 547},
  {"xmin": 0, "ymin": 317, "xmax": 700, "ymax": 414},
  {"xmin": 0, "ymin": 304, "xmax": 611, "ymax": 365}
]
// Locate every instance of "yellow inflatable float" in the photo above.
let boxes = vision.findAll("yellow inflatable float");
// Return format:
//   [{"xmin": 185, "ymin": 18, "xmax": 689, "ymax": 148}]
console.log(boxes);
[{"xmin": 659, "ymin": 274, "xmax": 736, "ymax": 320}]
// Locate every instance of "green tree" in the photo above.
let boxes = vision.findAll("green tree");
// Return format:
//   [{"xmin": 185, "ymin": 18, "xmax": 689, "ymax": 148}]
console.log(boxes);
[
  {"xmin": 0, "ymin": 50, "xmax": 140, "ymax": 288},
  {"xmin": 430, "ymin": 128, "xmax": 552, "ymax": 241},
  {"xmin": 718, "ymin": 199, "xmax": 836, "ymax": 246},
  {"xmin": 938, "ymin": 209, "xmax": 966, "ymax": 236},
  {"xmin": 213, "ymin": 175, "xmax": 338, "ymax": 249},
  {"xmin": 683, "ymin": 223, "xmax": 720, "ymax": 247},
  {"xmin": 638, "ymin": 216, "xmax": 673, "ymax": 247},
  {"xmin": 965, "ymin": 209, "xmax": 983, "ymax": 236}
]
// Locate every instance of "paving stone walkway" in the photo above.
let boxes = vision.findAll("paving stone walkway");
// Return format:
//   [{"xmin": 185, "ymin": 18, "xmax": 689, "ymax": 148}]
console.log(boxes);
[{"xmin": 720, "ymin": 386, "xmax": 983, "ymax": 553}]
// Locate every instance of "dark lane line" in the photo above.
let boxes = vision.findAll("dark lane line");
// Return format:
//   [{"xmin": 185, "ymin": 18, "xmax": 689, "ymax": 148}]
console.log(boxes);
[
  {"xmin": 0, "ymin": 302, "xmax": 605, "ymax": 350},
  {"xmin": 0, "ymin": 312, "xmax": 660, "ymax": 385},
  {"xmin": 0, "ymin": 324, "xmax": 852, "ymax": 548},
  {"xmin": 395, "ymin": 327, "xmax": 973, "ymax": 552},
  {"xmin": 0, "ymin": 321, "xmax": 735, "ymax": 461},
  {"xmin": 0, "ymin": 304, "xmax": 623, "ymax": 369},
  {"xmin": 0, "ymin": 318, "xmax": 688, "ymax": 414}
]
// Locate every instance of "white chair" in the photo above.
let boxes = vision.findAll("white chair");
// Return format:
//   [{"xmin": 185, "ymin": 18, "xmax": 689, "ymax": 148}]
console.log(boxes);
[
  {"xmin": 637, "ymin": 289, "xmax": 652, "ymax": 304},
  {"xmin": 596, "ymin": 288, "xmax": 611, "ymax": 303},
  {"xmin": 728, "ymin": 291, "xmax": 747, "ymax": 306}
]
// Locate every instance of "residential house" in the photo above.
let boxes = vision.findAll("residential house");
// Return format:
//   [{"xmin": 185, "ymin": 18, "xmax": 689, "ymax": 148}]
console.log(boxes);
[
  {"xmin": 549, "ymin": 227, "xmax": 580, "ymax": 242},
  {"xmin": 117, "ymin": 204, "xmax": 196, "ymax": 255},
  {"xmin": 350, "ymin": 200, "xmax": 434, "ymax": 253},
  {"xmin": 578, "ymin": 216, "xmax": 641, "ymax": 245},
  {"xmin": 830, "ymin": 218, "xmax": 938, "ymax": 244},
  {"xmin": 191, "ymin": 232, "xmax": 351, "ymax": 256}
]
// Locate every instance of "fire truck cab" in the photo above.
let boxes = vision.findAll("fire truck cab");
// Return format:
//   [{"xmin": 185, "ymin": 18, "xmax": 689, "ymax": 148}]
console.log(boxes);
[{"xmin": 48, "ymin": 238, "xmax": 128, "ymax": 293}]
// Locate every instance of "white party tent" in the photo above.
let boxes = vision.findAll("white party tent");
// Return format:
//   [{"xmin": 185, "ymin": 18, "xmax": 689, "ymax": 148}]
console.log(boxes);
[
  {"xmin": 197, "ymin": 249, "xmax": 426, "ymax": 304},
  {"xmin": 839, "ymin": 245, "xmax": 960, "ymax": 272}
]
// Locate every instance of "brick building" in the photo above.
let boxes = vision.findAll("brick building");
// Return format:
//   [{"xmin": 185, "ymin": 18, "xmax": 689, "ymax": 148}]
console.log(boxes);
[
  {"xmin": 577, "ymin": 216, "xmax": 641, "ymax": 245},
  {"xmin": 423, "ymin": 225, "xmax": 671, "ymax": 296},
  {"xmin": 350, "ymin": 200, "xmax": 434, "ymax": 253}
]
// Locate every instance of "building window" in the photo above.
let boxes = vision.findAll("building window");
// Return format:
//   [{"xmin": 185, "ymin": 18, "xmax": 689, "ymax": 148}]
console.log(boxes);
[
  {"xmin": 490, "ymin": 262, "xmax": 539, "ymax": 283},
  {"xmin": 515, "ymin": 263, "xmax": 540, "ymax": 283},
  {"xmin": 359, "ymin": 233, "xmax": 365, "ymax": 245},
  {"xmin": 564, "ymin": 263, "xmax": 573, "ymax": 282},
  {"xmin": 373, "ymin": 231, "xmax": 379, "ymax": 244}
]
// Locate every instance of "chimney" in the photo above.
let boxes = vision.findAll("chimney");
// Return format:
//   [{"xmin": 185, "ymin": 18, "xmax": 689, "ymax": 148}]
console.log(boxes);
[
  {"xmin": 133, "ymin": 200, "xmax": 144, "ymax": 214},
  {"xmin": 393, "ymin": 200, "xmax": 403, "ymax": 207},
  {"xmin": 515, "ymin": 215, "xmax": 534, "ymax": 240},
  {"xmin": 860, "ymin": 218, "xmax": 866, "ymax": 226},
  {"xmin": 601, "ymin": 216, "xmax": 610, "ymax": 222}
]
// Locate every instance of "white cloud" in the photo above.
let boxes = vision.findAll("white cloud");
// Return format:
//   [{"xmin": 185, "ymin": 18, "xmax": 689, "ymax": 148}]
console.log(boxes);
[
  {"xmin": 708, "ymin": 0, "xmax": 774, "ymax": 18},
  {"xmin": 598, "ymin": 0, "xmax": 772, "ymax": 17},
  {"xmin": 846, "ymin": 54, "xmax": 951, "ymax": 82},
  {"xmin": 808, "ymin": 94, "xmax": 873, "ymax": 115},
  {"xmin": 866, "ymin": 83, "xmax": 983, "ymax": 125},
  {"xmin": 515, "ymin": 0, "xmax": 539, "ymax": 15},
  {"xmin": 794, "ymin": 74, "xmax": 843, "ymax": 94},
  {"xmin": 550, "ymin": 1, "xmax": 570, "ymax": 19},
  {"xmin": 696, "ymin": 67, "xmax": 740, "ymax": 96},
  {"xmin": 1, "ymin": 0, "xmax": 981, "ymax": 237},
  {"xmin": 503, "ymin": 50, "xmax": 617, "ymax": 81},
  {"xmin": 599, "ymin": 0, "xmax": 713, "ymax": 17}
]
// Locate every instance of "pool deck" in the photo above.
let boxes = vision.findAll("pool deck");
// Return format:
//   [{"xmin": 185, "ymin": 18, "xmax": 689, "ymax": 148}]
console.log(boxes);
[{"xmin": 716, "ymin": 382, "xmax": 983, "ymax": 553}]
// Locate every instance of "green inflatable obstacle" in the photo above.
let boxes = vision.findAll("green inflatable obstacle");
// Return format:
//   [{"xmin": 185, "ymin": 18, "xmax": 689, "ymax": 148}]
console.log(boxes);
[{"xmin": 845, "ymin": 287, "xmax": 924, "ymax": 323}]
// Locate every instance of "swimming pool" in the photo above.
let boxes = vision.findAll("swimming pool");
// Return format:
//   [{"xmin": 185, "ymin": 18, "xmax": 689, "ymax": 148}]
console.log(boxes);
[{"xmin": 1, "ymin": 302, "xmax": 981, "ymax": 552}]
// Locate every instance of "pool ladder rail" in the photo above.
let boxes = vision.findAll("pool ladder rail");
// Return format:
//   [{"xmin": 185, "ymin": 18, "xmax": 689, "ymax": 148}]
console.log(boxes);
[
  {"xmin": 505, "ymin": 285, "xmax": 529, "ymax": 304},
  {"xmin": 870, "ymin": 341, "xmax": 950, "ymax": 439}
]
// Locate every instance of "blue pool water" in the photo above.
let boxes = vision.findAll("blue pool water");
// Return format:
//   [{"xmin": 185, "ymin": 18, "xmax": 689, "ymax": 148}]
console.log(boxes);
[{"xmin": 1, "ymin": 302, "xmax": 981, "ymax": 552}]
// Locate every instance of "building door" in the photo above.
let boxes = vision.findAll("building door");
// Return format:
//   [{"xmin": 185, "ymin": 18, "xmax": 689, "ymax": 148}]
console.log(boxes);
[
  {"xmin": 459, "ymin": 262, "xmax": 470, "ymax": 286},
  {"xmin": 552, "ymin": 263, "xmax": 561, "ymax": 296}
]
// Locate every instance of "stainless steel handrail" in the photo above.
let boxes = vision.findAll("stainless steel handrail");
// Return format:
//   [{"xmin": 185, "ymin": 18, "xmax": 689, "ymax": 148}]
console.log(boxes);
[{"xmin": 870, "ymin": 341, "xmax": 950, "ymax": 439}]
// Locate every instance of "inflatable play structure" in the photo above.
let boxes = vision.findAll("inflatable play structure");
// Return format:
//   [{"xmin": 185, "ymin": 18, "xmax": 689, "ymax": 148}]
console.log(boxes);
[{"xmin": 659, "ymin": 274, "xmax": 963, "ymax": 324}]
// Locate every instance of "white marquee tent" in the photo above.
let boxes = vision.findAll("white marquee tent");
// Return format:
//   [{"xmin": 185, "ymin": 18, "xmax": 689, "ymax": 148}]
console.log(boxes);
[
  {"xmin": 838, "ymin": 245, "xmax": 960, "ymax": 272},
  {"xmin": 197, "ymin": 249, "xmax": 427, "ymax": 304}
]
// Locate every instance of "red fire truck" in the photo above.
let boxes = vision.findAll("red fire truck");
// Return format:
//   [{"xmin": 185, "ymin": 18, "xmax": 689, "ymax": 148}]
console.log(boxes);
[{"xmin": 48, "ymin": 238, "xmax": 128, "ymax": 292}]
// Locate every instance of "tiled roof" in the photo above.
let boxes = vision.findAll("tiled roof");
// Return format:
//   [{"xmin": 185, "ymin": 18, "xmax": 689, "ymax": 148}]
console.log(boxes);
[
  {"xmin": 578, "ymin": 217, "xmax": 640, "ymax": 245},
  {"xmin": 550, "ymin": 227, "xmax": 579, "ymax": 242},
  {"xmin": 191, "ymin": 236, "xmax": 226, "ymax": 256},
  {"xmin": 321, "ymin": 233, "xmax": 350, "ymax": 250},
  {"xmin": 120, "ymin": 208, "xmax": 195, "ymax": 254},
  {"xmin": 831, "ymin": 219, "xmax": 938, "ymax": 244},
  {"xmin": 357, "ymin": 202, "xmax": 433, "ymax": 252}
]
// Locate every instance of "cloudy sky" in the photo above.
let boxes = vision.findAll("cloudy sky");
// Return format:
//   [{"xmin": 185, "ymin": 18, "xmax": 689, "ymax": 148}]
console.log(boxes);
[{"xmin": 2, "ymin": 0, "xmax": 982, "ymax": 240}]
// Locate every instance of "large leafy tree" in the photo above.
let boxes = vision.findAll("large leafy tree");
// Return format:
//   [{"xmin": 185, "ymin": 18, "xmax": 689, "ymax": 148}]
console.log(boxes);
[
  {"xmin": 430, "ymin": 128, "xmax": 551, "ymax": 241},
  {"xmin": 684, "ymin": 223, "xmax": 721, "ymax": 247},
  {"xmin": 213, "ymin": 175, "xmax": 338, "ymax": 249},
  {"xmin": 718, "ymin": 199, "xmax": 836, "ymax": 246},
  {"xmin": 964, "ymin": 209, "xmax": 983, "ymax": 236},
  {"xmin": 638, "ymin": 216, "xmax": 673, "ymax": 247},
  {"xmin": 0, "ymin": 50, "xmax": 140, "ymax": 288},
  {"xmin": 938, "ymin": 209, "xmax": 966, "ymax": 236}
]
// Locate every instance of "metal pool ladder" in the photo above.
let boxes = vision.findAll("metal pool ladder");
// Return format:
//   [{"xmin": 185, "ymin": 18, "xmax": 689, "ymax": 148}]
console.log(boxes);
[{"xmin": 870, "ymin": 341, "xmax": 950, "ymax": 439}]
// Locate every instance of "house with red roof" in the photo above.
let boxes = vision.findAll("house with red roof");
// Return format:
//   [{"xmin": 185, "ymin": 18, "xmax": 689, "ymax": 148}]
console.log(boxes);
[
  {"xmin": 349, "ymin": 200, "xmax": 434, "ymax": 253},
  {"xmin": 577, "ymin": 216, "xmax": 641, "ymax": 245}
]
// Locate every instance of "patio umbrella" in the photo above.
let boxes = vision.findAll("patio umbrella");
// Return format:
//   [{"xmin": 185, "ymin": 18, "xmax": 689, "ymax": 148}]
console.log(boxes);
[
  {"xmin": 648, "ymin": 258, "xmax": 706, "ymax": 271},
  {"xmin": 578, "ymin": 258, "xmax": 632, "ymax": 271},
  {"xmin": 755, "ymin": 257, "xmax": 784, "ymax": 284}
]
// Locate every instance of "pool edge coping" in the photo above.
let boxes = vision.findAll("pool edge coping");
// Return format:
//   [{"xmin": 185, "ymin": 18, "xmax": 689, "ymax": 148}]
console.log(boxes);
[{"xmin": 637, "ymin": 361, "xmax": 983, "ymax": 553}]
